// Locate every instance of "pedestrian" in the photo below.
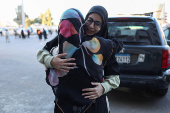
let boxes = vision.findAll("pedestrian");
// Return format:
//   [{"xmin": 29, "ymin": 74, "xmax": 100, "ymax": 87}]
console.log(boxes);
[
  {"xmin": 40, "ymin": 30, "xmax": 42, "ymax": 40},
  {"xmin": 43, "ymin": 28, "xmax": 47, "ymax": 40},
  {"xmin": 37, "ymin": 29, "xmax": 42, "ymax": 40},
  {"xmin": 27, "ymin": 30, "xmax": 30, "ymax": 38},
  {"xmin": 37, "ymin": 6, "xmax": 123, "ymax": 113},
  {"xmin": 0, "ymin": 29, "xmax": 2, "ymax": 36},
  {"xmin": 21, "ymin": 29, "xmax": 25, "ymax": 39},
  {"xmin": 37, "ymin": 29, "xmax": 39, "ymax": 36},
  {"xmin": 5, "ymin": 29, "xmax": 10, "ymax": 43},
  {"xmin": 49, "ymin": 29, "xmax": 52, "ymax": 35},
  {"xmin": 14, "ymin": 29, "xmax": 17, "ymax": 38}
]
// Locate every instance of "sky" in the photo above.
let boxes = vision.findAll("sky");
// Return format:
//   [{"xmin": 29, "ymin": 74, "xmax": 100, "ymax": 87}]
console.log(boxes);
[{"xmin": 0, "ymin": 0, "xmax": 170, "ymax": 25}]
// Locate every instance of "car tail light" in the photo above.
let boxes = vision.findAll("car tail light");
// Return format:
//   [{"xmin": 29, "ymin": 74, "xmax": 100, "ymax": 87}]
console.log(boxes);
[{"xmin": 162, "ymin": 50, "xmax": 170, "ymax": 68}]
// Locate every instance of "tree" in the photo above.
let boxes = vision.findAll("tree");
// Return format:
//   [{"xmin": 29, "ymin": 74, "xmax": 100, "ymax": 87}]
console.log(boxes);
[
  {"xmin": 39, "ymin": 9, "xmax": 53, "ymax": 26},
  {"xmin": 25, "ymin": 18, "xmax": 31, "ymax": 28},
  {"xmin": 39, "ymin": 13, "xmax": 47, "ymax": 25},
  {"xmin": 46, "ymin": 8, "xmax": 52, "ymax": 26},
  {"xmin": 34, "ymin": 17, "xmax": 42, "ymax": 24},
  {"xmin": 13, "ymin": 5, "xmax": 28, "ymax": 26},
  {"xmin": 13, "ymin": 6, "xmax": 53, "ymax": 27},
  {"xmin": 25, "ymin": 17, "xmax": 42, "ymax": 28}
]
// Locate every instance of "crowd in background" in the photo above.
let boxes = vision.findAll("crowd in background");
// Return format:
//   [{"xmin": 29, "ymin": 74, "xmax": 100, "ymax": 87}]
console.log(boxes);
[{"xmin": 0, "ymin": 28, "xmax": 58, "ymax": 43}]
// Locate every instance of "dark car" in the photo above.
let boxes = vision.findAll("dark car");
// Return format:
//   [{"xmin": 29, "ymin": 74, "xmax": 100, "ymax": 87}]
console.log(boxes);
[{"xmin": 107, "ymin": 16, "xmax": 170, "ymax": 96}]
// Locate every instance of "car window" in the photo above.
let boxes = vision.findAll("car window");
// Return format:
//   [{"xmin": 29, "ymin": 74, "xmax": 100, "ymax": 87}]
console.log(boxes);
[
  {"xmin": 164, "ymin": 29, "xmax": 170, "ymax": 40},
  {"xmin": 108, "ymin": 21, "xmax": 160, "ymax": 45}
]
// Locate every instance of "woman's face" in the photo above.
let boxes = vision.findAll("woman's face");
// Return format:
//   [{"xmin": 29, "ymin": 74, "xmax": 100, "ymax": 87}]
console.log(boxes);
[{"xmin": 85, "ymin": 13, "xmax": 102, "ymax": 36}]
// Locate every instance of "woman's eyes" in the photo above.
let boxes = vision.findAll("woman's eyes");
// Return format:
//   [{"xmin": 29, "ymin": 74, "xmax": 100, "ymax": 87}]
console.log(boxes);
[
  {"xmin": 88, "ymin": 19, "xmax": 93, "ymax": 23},
  {"xmin": 95, "ymin": 22, "xmax": 101, "ymax": 26},
  {"xmin": 86, "ymin": 17, "xmax": 102, "ymax": 27}
]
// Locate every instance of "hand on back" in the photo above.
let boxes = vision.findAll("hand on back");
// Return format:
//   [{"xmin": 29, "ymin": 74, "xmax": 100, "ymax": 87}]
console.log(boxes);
[
  {"xmin": 82, "ymin": 82, "xmax": 104, "ymax": 100},
  {"xmin": 51, "ymin": 53, "xmax": 76, "ymax": 72}
]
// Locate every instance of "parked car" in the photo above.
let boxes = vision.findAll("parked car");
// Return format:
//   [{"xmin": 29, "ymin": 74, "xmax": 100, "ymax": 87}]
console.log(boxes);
[{"xmin": 108, "ymin": 15, "xmax": 170, "ymax": 96}]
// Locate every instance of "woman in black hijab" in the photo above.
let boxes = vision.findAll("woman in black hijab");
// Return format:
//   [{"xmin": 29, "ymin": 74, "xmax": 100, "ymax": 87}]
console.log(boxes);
[
  {"xmin": 85, "ymin": 5, "xmax": 108, "ymax": 38},
  {"xmin": 37, "ymin": 6, "xmax": 123, "ymax": 113}
]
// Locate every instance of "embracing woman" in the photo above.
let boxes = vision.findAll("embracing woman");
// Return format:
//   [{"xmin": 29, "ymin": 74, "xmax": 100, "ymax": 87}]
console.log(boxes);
[{"xmin": 37, "ymin": 5, "xmax": 123, "ymax": 113}]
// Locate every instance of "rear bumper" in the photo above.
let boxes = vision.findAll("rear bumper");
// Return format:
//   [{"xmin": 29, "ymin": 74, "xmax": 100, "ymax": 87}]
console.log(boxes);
[{"xmin": 119, "ymin": 72, "xmax": 170, "ymax": 90}]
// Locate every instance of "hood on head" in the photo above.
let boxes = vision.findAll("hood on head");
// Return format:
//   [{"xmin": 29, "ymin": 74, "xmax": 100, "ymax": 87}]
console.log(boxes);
[
  {"xmin": 85, "ymin": 5, "xmax": 108, "ymax": 24},
  {"xmin": 85, "ymin": 5, "xmax": 108, "ymax": 38}
]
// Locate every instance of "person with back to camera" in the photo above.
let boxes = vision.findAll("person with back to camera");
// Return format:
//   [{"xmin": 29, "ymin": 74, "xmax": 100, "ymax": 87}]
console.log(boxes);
[
  {"xmin": 0, "ymin": 29, "xmax": 2, "ymax": 36},
  {"xmin": 37, "ymin": 5, "xmax": 123, "ymax": 113},
  {"xmin": 5, "ymin": 29, "xmax": 10, "ymax": 43},
  {"xmin": 27, "ymin": 30, "xmax": 30, "ymax": 38},
  {"xmin": 21, "ymin": 29, "xmax": 25, "ymax": 39},
  {"xmin": 43, "ymin": 28, "xmax": 47, "ymax": 40}
]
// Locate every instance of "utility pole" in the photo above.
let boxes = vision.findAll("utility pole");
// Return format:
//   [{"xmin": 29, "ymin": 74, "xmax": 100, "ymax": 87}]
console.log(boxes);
[{"xmin": 22, "ymin": 0, "xmax": 25, "ymax": 28}]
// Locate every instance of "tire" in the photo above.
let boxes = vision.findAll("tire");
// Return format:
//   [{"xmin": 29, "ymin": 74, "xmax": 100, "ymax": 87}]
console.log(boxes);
[{"xmin": 155, "ymin": 88, "xmax": 168, "ymax": 96}]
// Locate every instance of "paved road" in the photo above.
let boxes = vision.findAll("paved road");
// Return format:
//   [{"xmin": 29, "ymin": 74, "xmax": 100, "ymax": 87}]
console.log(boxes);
[{"xmin": 0, "ymin": 34, "xmax": 170, "ymax": 113}]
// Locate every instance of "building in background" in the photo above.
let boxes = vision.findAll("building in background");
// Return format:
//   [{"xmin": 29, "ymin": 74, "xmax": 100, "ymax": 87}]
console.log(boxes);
[
  {"xmin": 114, "ymin": 2, "xmax": 168, "ymax": 27},
  {"xmin": 153, "ymin": 3, "xmax": 166, "ymax": 26},
  {"xmin": 140, "ymin": 3, "xmax": 169, "ymax": 27},
  {"xmin": 133, "ymin": 3, "xmax": 167, "ymax": 26}
]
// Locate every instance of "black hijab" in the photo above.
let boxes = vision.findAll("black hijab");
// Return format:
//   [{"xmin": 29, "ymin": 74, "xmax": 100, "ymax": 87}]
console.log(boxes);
[{"xmin": 85, "ymin": 5, "xmax": 109, "ymax": 39}]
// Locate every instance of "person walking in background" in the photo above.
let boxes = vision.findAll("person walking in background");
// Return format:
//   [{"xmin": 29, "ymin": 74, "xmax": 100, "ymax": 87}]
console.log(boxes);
[
  {"xmin": 37, "ymin": 29, "xmax": 42, "ymax": 40},
  {"xmin": 27, "ymin": 30, "xmax": 30, "ymax": 38},
  {"xmin": 0, "ymin": 29, "xmax": 2, "ymax": 36},
  {"xmin": 21, "ymin": 29, "xmax": 25, "ymax": 39},
  {"xmin": 14, "ymin": 29, "xmax": 17, "ymax": 38},
  {"xmin": 5, "ymin": 29, "xmax": 10, "ymax": 43},
  {"xmin": 40, "ymin": 30, "xmax": 42, "ymax": 40},
  {"xmin": 43, "ymin": 28, "xmax": 47, "ymax": 40},
  {"xmin": 48, "ymin": 29, "xmax": 52, "ymax": 35},
  {"xmin": 37, "ymin": 29, "xmax": 39, "ymax": 36}
]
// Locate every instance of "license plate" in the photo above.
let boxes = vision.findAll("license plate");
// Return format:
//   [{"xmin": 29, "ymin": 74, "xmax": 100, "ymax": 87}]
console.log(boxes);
[{"xmin": 115, "ymin": 54, "xmax": 130, "ymax": 63}]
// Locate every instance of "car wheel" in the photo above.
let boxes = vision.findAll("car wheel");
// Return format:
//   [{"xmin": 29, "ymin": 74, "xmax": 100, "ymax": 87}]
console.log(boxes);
[{"xmin": 154, "ymin": 88, "xmax": 168, "ymax": 96}]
